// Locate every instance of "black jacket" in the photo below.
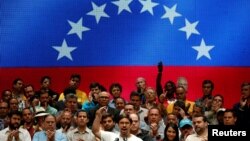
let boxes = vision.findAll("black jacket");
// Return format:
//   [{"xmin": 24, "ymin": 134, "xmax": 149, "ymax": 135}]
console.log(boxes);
[{"xmin": 137, "ymin": 129, "xmax": 153, "ymax": 141}]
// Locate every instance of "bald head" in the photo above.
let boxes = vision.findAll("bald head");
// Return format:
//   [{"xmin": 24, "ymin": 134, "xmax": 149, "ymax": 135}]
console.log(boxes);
[
  {"xmin": 99, "ymin": 91, "xmax": 110, "ymax": 97},
  {"xmin": 136, "ymin": 77, "xmax": 146, "ymax": 92},
  {"xmin": 177, "ymin": 77, "xmax": 188, "ymax": 91},
  {"xmin": 136, "ymin": 77, "xmax": 145, "ymax": 82},
  {"xmin": 98, "ymin": 91, "xmax": 110, "ymax": 107}
]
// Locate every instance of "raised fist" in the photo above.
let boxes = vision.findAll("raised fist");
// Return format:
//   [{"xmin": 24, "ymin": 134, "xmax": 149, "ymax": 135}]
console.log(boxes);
[{"xmin": 157, "ymin": 61, "xmax": 163, "ymax": 73}]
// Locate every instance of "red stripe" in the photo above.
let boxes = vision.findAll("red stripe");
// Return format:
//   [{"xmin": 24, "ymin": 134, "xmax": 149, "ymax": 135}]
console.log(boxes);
[{"xmin": 0, "ymin": 66, "xmax": 249, "ymax": 108}]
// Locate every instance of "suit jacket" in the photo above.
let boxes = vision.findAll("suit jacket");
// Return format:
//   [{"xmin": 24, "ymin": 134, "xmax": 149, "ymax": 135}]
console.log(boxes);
[{"xmin": 87, "ymin": 105, "xmax": 120, "ymax": 128}]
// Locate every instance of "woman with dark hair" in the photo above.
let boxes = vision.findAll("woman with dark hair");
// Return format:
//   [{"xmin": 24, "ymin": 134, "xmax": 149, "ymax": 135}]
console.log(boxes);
[{"xmin": 163, "ymin": 123, "xmax": 179, "ymax": 141}]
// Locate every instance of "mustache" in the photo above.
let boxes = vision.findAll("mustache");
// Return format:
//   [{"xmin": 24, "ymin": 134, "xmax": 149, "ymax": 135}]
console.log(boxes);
[{"xmin": 9, "ymin": 123, "xmax": 20, "ymax": 129}]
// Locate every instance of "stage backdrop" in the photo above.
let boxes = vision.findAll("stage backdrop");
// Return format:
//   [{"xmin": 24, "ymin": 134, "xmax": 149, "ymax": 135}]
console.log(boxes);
[{"xmin": 1, "ymin": 0, "xmax": 249, "ymax": 108}]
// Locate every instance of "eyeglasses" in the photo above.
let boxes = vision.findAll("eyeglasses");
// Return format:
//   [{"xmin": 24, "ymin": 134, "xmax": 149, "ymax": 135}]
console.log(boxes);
[{"xmin": 99, "ymin": 96, "xmax": 109, "ymax": 99}]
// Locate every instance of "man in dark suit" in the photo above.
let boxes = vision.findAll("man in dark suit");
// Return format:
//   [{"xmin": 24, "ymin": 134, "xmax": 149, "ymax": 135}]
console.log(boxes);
[{"xmin": 88, "ymin": 91, "xmax": 120, "ymax": 128}]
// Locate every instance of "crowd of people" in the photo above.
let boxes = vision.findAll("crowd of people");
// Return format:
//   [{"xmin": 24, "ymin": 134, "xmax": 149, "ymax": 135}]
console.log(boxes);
[{"xmin": 0, "ymin": 63, "xmax": 249, "ymax": 141}]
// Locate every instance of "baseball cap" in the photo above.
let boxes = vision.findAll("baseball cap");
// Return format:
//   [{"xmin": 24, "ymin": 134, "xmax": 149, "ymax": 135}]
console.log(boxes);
[{"xmin": 179, "ymin": 118, "xmax": 192, "ymax": 128}]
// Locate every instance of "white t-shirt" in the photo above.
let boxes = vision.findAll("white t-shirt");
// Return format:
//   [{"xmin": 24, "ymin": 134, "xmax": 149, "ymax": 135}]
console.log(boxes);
[
  {"xmin": 100, "ymin": 130, "xmax": 143, "ymax": 141},
  {"xmin": 186, "ymin": 133, "xmax": 208, "ymax": 141}
]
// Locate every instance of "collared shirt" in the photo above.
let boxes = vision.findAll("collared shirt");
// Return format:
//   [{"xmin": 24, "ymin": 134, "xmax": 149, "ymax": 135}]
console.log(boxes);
[
  {"xmin": 185, "ymin": 133, "xmax": 208, "ymax": 141},
  {"xmin": 45, "ymin": 105, "xmax": 58, "ymax": 116},
  {"xmin": 144, "ymin": 120, "xmax": 166, "ymax": 141},
  {"xmin": 108, "ymin": 99, "xmax": 116, "ymax": 109},
  {"xmin": 20, "ymin": 125, "xmax": 36, "ymax": 139},
  {"xmin": 0, "ymin": 127, "xmax": 31, "ymax": 141},
  {"xmin": 100, "ymin": 130, "xmax": 143, "ymax": 141},
  {"xmin": 33, "ymin": 130, "xmax": 67, "ymax": 141},
  {"xmin": 56, "ymin": 126, "xmax": 75, "ymax": 137},
  {"xmin": 67, "ymin": 127, "xmax": 95, "ymax": 141},
  {"xmin": 137, "ymin": 107, "xmax": 148, "ymax": 122},
  {"xmin": 0, "ymin": 118, "xmax": 6, "ymax": 130}
]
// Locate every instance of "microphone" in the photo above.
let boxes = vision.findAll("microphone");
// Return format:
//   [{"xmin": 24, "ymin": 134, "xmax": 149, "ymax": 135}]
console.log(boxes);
[{"xmin": 114, "ymin": 138, "xmax": 119, "ymax": 141}]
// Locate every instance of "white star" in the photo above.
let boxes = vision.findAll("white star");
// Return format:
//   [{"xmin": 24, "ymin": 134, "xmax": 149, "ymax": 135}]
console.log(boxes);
[
  {"xmin": 179, "ymin": 18, "xmax": 200, "ymax": 39},
  {"xmin": 192, "ymin": 39, "xmax": 215, "ymax": 60},
  {"xmin": 67, "ymin": 18, "xmax": 90, "ymax": 40},
  {"xmin": 87, "ymin": 2, "xmax": 109, "ymax": 24},
  {"xmin": 139, "ymin": 0, "xmax": 159, "ymax": 15},
  {"xmin": 112, "ymin": 0, "xmax": 133, "ymax": 14},
  {"xmin": 52, "ymin": 39, "xmax": 77, "ymax": 61},
  {"xmin": 161, "ymin": 4, "xmax": 181, "ymax": 25}
]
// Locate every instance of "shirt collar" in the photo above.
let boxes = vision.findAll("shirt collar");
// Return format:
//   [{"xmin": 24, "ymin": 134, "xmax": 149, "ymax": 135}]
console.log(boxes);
[
  {"xmin": 5, "ymin": 127, "xmax": 21, "ymax": 134},
  {"xmin": 73, "ymin": 127, "xmax": 90, "ymax": 134},
  {"xmin": 138, "ymin": 107, "xmax": 143, "ymax": 114}
]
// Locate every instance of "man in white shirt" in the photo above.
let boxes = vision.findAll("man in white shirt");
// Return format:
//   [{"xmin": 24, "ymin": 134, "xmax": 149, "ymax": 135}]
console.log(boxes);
[
  {"xmin": 93, "ymin": 106, "xmax": 142, "ymax": 141},
  {"xmin": 101, "ymin": 113, "xmax": 119, "ymax": 133},
  {"xmin": 0, "ymin": 111, "xmax": 31, "ymax": 141},
  {"xmin": 186, "ymin": 114, "xmax": 208, "ymax": 141}
]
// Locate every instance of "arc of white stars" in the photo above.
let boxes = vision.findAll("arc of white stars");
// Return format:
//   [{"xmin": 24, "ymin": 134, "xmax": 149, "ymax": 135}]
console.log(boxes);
[
  {"xmin": 67, "ymin": 18, "xmax": 90, "ymax": 40},
  {"xmin": 192, "ymin": 39, "xmax": 215, "ymax": 60},
  {"xmin": 52, "ymin": 39, "xmax": 77, "ymax": 61},
  {"xmin": 179, "ymin": 18, "xmax": 200, "ymax": 40},
  {"xmin": 57, "ymin": 0, "xmax": 215, "ymax": 63},
  {"xmin": 112, "ymin": 0, "xmax": 133, "ymax": 14},
  {"xmin": 139, "ymin": 0, "xmax": 159, "ymax": 15},
  {"xmin": 161, "ymin": 4, "xmax": 181, "ymax": 25},
  {"xmin": 87, "ymin": 2, "xmax": 109, "ymax": 24}
]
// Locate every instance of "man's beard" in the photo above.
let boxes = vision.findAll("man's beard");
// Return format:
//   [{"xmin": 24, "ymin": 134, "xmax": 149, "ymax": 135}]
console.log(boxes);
[
  {"xmin": 105, "ymin": 126, "xmax": 114, "ymax": 132},
  {"xmin": 9, "ymin": 123, "xmax": 20, "ymax": 130},
  {"xmin": 195, "ymin": 127, "xmax": 203, "ymax": 134}
]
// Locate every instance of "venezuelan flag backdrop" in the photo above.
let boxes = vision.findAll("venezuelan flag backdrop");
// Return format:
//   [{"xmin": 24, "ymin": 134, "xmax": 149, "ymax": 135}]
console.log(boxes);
[{"xmin": 1, "ymin": 0, "xmax": 250, "ymax": 108}]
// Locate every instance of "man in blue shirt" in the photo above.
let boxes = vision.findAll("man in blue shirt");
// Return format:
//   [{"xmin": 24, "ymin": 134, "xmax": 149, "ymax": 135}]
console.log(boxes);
[{"xmin": 33, "ymin": 114, "xmax": 67, "ymax": 141}]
